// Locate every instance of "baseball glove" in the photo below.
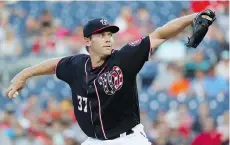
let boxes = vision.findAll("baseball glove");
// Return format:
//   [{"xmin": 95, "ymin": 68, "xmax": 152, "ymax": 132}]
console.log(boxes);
[{"xmin": 186, "ymin": 9, "xmax": 216, "ymax": 48}]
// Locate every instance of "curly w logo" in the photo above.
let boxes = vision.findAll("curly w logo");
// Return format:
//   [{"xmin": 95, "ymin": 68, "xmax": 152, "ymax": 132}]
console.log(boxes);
[
  {"xmin": 98, "ymin": 66, "xmax": 123, "ymax": 95},
  {"xmin": 100, "ymin": 19, "xmax": 108, "ymax": 25}
]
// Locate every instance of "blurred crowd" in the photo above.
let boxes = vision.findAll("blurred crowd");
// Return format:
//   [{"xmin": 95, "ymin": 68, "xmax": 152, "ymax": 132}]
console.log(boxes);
[
  {"xmin": 0, "ymin": 96, "xmax": 86, "ymax": 145},
  {"xmin": 141, "ymin": 103, "xmax": 229, "ymax": 145},
  {"xmin": 0, "ymin": 1, "xmax": 229, "ymax": 145}
]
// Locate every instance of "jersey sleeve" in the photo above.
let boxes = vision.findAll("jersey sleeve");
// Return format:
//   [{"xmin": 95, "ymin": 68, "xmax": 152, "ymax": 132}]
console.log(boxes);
[
  {"xmin": 114, "ymin": 36, "xmax": 152, "ymax": 76},
  {"xmin": 55, "ymin": 56, "xmax": 77, "ymax": 85}
]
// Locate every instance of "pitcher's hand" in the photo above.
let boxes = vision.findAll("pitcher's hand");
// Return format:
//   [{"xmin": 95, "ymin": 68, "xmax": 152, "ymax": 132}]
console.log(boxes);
[{"xmin": 5, "ymin": 74, "xmax": 27, "ymax": 99}]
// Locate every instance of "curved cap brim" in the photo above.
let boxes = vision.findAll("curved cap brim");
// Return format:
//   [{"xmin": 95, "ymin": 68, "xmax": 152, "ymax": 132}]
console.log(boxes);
[{"xmin": 91, "ymin": 25, "xmax": 119, "ymax": 35}]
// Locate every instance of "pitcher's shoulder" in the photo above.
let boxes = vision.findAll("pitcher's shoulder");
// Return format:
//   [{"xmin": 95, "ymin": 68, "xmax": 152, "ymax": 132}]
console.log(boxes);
[{"xmin": 71, "ymin": 54, "xmax": 90, "ymax": 64}]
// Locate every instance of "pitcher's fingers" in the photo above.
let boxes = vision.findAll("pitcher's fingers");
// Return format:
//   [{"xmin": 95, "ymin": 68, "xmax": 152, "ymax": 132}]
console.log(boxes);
[
  {"xmin": 8, "ymin": 89, "xmax": 17, "ymax": 99},
  {"xmin": 13, "ymin": 91, "xmax": 19, "ymax": 98},
  {"xmin": 5, "ymin": 86, "xmax": 13, "ymax": 97}
]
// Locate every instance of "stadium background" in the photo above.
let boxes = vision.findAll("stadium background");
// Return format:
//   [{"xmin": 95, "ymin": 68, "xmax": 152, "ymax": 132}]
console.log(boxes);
[{"xmin": 0, "ymin": 1, "xmax": 229, "ymax": 145}]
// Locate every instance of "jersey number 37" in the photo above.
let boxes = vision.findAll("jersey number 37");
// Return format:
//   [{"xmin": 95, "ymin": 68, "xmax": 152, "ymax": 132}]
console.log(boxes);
[{"xmin": 77, "ymin": 95, "xmax": 88, "ymax": 113}]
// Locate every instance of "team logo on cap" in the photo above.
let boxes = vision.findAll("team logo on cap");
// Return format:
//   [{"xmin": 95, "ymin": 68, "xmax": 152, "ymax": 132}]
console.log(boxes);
[
  {"xmin": 100, "ymin": 19, "xmax": 108, "ymax": 25},
  {"xmin": 98, "ymin": 66, "xmax": 123, "ymax": 95}
]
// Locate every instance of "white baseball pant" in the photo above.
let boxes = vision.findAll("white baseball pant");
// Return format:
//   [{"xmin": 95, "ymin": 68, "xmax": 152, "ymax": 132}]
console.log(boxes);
[{"xmin": 81, "ymin": 124, "xmax": 151, "ymax": 145}]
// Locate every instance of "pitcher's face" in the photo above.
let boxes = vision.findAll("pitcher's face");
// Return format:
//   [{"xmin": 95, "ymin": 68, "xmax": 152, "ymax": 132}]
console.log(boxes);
[{"xmin": 86, "ymin": 31, "xmax": 114, "ymax": 57}]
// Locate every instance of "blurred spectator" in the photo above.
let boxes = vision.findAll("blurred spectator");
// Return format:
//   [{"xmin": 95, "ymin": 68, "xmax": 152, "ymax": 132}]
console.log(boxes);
[
  {"xmin": 32, "ymin": 10, "xmax": 56, "ymax": 55},
  {"xmin": 190, "ymin": 1, "xmax": 211, "ymax": 12},
  {"xmin": 0, "ymin": 104, "xmax": 17, "ymax": 144},
  {"xmin": 0, "ymin": 2, "xmax": 24, "ymax": 27},
  {"xmin": 28, "ymin": 118, "xmax": 52, "ymax": 145},
  {"xmin": 185, "ymin": 50, "xmax": 210, "ymax": 78},
  {"xmin": 55, "ymin": 27, "xmax": 71, "ymax": 56},
  {"xmin": 1, "ymin": 104, "xmax": 15, "ymax": 129},
  {"xmin": 151, "ymin": 63, "xmax": 177, "ymax": 92},
  {"xmin": 149, "ymin": 111, "xmax": 164, "ymax": 139},
  {"xmin": 0, "ymin": 2, "xmax": 10, "ymax": 24},
  {"xmin": 192, "ymin": 103, "xmax": 211, "ymax": 134},
  {"xmin": 10, "ymin": 119, "xmax": 30, "ymax": 145},
  {"xmin": 168, "ymin": 66, "xmax": 190, "ymax": 96},
  {"xmin": 0, "ymin": 30, "xmax": 22, "ymax": 57},
  {"xmin": 165, "ymin": 108, "xmax": 179, "ymax": 130},
  {"xmin": 40, "ymin": 10, "xmax": 54, "ymax": 32},
  {"xmin": 0, "ymin": 25, "xmax": 5, "ymax": 42},
  {"xmin": 60, "ymin": 99, "xmax": 76, "ymax": 122},
  {"xmin": 21, "ymin": 95, "xmax": 41, "ymax": 116},
  {"xmin": 150, "ymin": 111, "xmax": 173, "ymax": 145},
  {"xmin": 140, "ymin": 110, "xmax": 152, "ymax": 134},
  {"xmin": 217, "ymin": 111, "xmax": 229, "ymax": 145},
  {"xmin": 135, "ymin": 7, "xmax": 154, "ymax": 36},
  {"xmin": 52, "ymin": 18, "xmax": 72, "ymax": 56},
  {"xmin": 177, "ymin": 104, "xmax": 193, "ymax": 139},
  {"xmin": 114, "ymin": 6, "xmax": 132, "ymax": 33},
  {"xmin": 216, "ymin": 1, "xmax": 229, "ymax": 44},
  {"xmin": 138, "ymin": 61, "xmax": 158, "ymax": 91},
  {"xmin": 0, "ymin": 2, "xmax": 10, "ymax": 42},
  {"xmin": 24, "ymin": 16, "xmax": 41, "ymax": 55},
  {"xmin": 32, "ymin": 28, "xmax": 56, "ymax": 55},
  {"xmin": 71, "ymin": 25, "xmax": 85, "ymax": 54},
  {"xmin": 215, "ymin": 50, "xmax": 229, "ymax": 81},
  {"xmin": 204, "ymin": 24, "xmax": 226, "ymax": 56},
  {"xmin": 191, "ymin": 117, "xmax": 222, "ymax": 145},
  {"xmin": 0, "ymin": 128, "xmax": 11, "ymax": 145},
  {"xmin": 168, "ymin": 127, "xmax": 185, "ymax": 145},
  {"xmin": 45, "ymin": 98, "xmax": 62, "ymax": 120},
  {"xmin": 51, "ymin": 119, "xmax": 65, "ymax": 145},
  {"xmin": 25, "ymin": 16, "xmax": 40, "ymax": 37},
  {"xmin": 164, "ymin": 104, "xmax": 193, "ymax": 144},
  {"xmin": 114, "ymin": 6, "xmax": 143, "ymax": 48},
  {"xmin": 64, "ymin": 130, "xmax": 81, "ymax": 145},
  {"xmin": 0, "ymin": 3, "xmax": 23, "ymax": 57},
  {"xmin": 190, "ymin": 1, "xmax": 225, "ymax": 12},
  {"xmin": 203, "ymin": 66, "xmax": 228, "ymax": 97},
  {"xmin": 0, "ymin": 2, "xmax": 25, "ymax": 41},
  {"xmin": 116, "ymin": 14, "xmax": 142, "ymax": 47},
  {"xmin": 155, "ymin": 37, "xmax": 187, "ymax": 62},
  {"xmin": 190, "ymin": 69, "xmax": 206, "ymax": 98}
]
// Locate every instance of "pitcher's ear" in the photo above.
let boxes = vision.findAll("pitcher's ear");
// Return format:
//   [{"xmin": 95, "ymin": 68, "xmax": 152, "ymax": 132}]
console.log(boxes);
[{"xmin": 84, "ymin": 37, "xmax": 91, "ymax": 47}]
